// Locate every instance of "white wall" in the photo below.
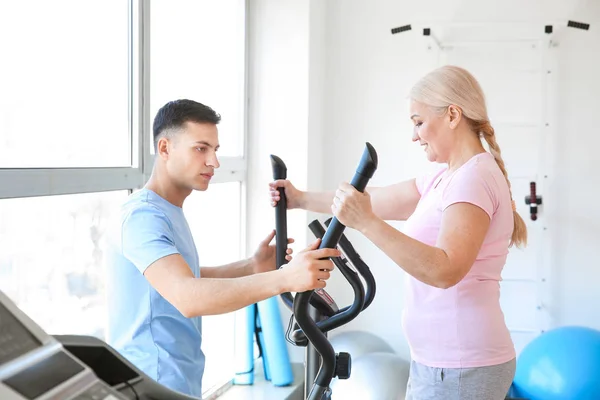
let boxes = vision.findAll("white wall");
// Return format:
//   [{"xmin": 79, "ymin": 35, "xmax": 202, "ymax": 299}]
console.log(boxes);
[
  {"xmin": 317, "ymin": 0, "xmax": 443, "ymax": 362},
  {"xmin": 550, "ymin": 2, "xmax": 600, "ymax": 327},
  {"xmin": 316, "ymin": 0, "xmax": 600, "ymax": 362},
  {"xmin": 246, "ymin": 0, "xmax": 330, "ymax": 363},
  {"xmin": 247, "ymin": 0, "xmax": 600, "ymax": 365}
]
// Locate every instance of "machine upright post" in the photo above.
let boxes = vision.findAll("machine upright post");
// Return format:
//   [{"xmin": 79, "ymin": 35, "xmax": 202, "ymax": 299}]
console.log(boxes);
[{"xmin": 305, "ymin": 304, "xmax": 322, "ymax": 399}]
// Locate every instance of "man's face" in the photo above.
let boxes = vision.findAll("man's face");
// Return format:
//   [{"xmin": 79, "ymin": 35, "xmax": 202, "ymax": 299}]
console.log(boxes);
[{"xmin": 161, "ymin": 121, "xmax": 220, "ymax": 191}]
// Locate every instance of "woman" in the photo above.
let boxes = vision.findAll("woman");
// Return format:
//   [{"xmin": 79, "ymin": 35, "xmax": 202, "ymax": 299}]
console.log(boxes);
[{"xmin": 269, "ymin": 65, "xmax": 527, "ymax": 399}]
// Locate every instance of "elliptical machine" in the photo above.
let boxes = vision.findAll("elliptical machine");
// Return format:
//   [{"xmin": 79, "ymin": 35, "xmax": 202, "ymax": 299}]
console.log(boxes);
[{"xmin": 270, "ymin": 142, "xmax": 378, "ymax": 400}]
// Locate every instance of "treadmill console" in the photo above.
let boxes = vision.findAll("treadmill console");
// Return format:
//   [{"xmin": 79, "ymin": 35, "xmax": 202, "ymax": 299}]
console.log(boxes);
[
  {"xmin": 0, "ymin": 290, "xmax": 200, "ymax": 400},
  {"xmin": 0, "ymin": 290, "xmax": 127, "ymax": 400},
  {"xmin": 0, "ymin": 298, "xmax": 43, "ymax": 367}
]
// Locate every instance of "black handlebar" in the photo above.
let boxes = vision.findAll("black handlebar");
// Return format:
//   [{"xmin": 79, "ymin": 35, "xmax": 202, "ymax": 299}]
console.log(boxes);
[
  {"xmin": 270, "ymin": 155, "xmax": 296, "ymax": 311},
  {"xmin": 318, "ymin": 143, "xmax": 378, "ymax": 250},
  {"xmin": 270, "ymin": 155, "xmax": 289, "ymax": 270},
  {"xmin": 293, "ymin": 143, "xmax": 378, "ymax": 399},
  {"xmin": 271, "ymin": 155, "xmax": 338, "ymax": 318}
]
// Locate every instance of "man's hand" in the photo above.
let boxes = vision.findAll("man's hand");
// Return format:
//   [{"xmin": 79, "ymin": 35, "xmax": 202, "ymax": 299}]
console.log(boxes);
[
  {"xmin": 252, "ymin": 229, "xmax": 294, "ymax": 274},
  {"xmin": 280, "ymin": 239, "xmax": 340, "ymax": 292}
]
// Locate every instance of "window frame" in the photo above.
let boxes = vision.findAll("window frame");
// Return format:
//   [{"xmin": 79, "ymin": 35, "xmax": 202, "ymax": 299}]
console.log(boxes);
[
  {"xmin": 0, "ymin": 0, "xmax": 248, "ymax": 199},
  {"xmin": 0, "ymin": 0, "xmax": 248, "ymax": 396}
]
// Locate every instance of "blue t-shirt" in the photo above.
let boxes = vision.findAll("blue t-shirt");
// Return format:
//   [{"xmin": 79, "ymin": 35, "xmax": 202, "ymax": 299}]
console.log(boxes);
[{"xmin": 104, "ymin": 188, "xmax": 204, "ymax": 397}]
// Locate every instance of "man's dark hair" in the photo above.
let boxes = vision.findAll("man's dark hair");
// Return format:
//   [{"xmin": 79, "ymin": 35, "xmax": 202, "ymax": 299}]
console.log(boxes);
[{"xmin": 153, "ymin": 99, "xmax": 221, "ymax": 151}]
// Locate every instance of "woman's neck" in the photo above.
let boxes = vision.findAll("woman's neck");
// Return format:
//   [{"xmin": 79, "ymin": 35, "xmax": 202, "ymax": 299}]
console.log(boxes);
[{"xmin": 446, "ymin": 131, "xmax": 487, "ymax": 172}]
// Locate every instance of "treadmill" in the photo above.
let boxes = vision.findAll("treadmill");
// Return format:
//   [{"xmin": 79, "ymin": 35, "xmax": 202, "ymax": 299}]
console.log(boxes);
[{"xmin": 0, "ymin": 290, "xmax": 197, "ymax": 400}]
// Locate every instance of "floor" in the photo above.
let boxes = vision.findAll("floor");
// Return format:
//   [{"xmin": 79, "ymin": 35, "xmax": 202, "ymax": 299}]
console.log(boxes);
[{"xmin": 216, "ymin": 362, "xmax": 304, "ymax": 400}]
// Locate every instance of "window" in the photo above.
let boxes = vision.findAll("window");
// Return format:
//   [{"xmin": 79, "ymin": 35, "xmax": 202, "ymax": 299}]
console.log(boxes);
[
  {"xmin": 0, "ymin": 1, "xmax": 247, "ymax": 398},
  {"xmin": 0, "ymin": 1, "xmax": 131, "ymax": 168},
  {"xmin": 184, "ymin": 182, "xmax": 242, "ymax": 394},
  {"xmin": 150, "ymin": 0, "xmax": 246, "ymax": 158},
  {"xmin": 0, "ymin": 191, "xmax": 129, "ymax": 338}
]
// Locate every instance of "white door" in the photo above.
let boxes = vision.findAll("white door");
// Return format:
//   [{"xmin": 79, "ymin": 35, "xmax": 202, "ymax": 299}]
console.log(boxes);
[{"xmin": 435, "ymin": 31, "xmax": 555, "ymax": 355}]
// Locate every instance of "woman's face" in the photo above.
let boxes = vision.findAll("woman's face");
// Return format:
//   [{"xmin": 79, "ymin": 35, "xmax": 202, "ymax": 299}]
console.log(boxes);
[{"xmin": 410, "ymin": 100, "xmax": 456, "ymax": 163}]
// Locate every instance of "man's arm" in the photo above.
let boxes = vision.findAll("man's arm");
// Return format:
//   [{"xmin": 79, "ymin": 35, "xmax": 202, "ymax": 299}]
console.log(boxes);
[
  {"xmin": 144, "ymin": 241, "xmax": 339, "ymax": 317},
  {"xmin": 200, "ymin": 258, "xmax": 253, "ymax": 279},
  {"xmin": 120, "ymin": 205, "xmax": 335, "ymax": 316},
  {"xmin": 147, "ymin": 254, "xmax": 281, "ymax": 316},
  {"xmin": 200, "ymin": 230, "xmax": 293, "ymax": 278}
]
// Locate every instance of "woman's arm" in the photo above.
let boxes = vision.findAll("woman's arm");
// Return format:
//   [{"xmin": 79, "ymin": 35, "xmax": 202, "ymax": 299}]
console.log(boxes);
[
  {"xmin": 298, "ymin": 190, "xmax": 337, "ymax": 214},
  {"xmin": 358, "ymin": 202, "xmax": 490, "ymax": 288},
  {"xmin": 368, "ymin": 178, "xmax": 421, "ymax": 221},
  {"xmin": 331, "ymin": 181, "xmax": 491, "ymax": 288},
  {"xmin": 270, "ymin": 178, "xmax": 421, "ymax": 221}
]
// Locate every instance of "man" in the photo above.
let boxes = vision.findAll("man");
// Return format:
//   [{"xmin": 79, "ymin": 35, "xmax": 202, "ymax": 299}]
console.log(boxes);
[{"xmin": 105, "ymin": 99, "xmax": 338, "ymax": 398}]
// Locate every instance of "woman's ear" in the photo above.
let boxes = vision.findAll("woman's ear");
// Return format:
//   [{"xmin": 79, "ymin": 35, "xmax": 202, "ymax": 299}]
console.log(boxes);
[{"xmin": 448, "ymin": 105, "xmax": 462, "ymax": 129}]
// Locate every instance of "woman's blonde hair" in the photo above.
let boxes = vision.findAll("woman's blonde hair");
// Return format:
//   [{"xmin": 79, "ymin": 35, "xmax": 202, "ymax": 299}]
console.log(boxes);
[{"xmin": 409, "ymin": 65, "xmax": 527, "ymax": 248}]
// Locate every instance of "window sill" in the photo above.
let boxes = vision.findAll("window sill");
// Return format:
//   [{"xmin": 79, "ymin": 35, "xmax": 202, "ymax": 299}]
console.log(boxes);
[{"xmin": 212, "ymin": 361, "xmax": 304, "ymax": 400}]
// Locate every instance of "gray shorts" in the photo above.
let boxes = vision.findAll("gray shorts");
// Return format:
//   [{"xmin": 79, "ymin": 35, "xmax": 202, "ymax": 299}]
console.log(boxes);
[{"xmin": 405, "ymin": 358, "xmax": 516, "ymax": 400}]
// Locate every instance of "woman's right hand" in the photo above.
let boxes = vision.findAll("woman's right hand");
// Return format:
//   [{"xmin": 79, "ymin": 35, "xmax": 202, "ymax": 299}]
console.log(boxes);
[{"xmin": 269, "ymin": 179, "xmax": 303, "ymax": 209}]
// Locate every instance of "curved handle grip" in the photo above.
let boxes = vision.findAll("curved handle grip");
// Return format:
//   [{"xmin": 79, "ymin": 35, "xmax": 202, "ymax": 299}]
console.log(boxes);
[
  {"xmin": 319, "ymin": 142, "xmax": 378, "ymax": 249},
  {"xmin": 290, "ymin": 220, "xmax": 365, "ymax": 346},
  {"xmin": 294, "ymin": 142, "xmax": 378, "ymax": 394},
  {"xmin": 325, "ymin": 217, "xmax": 377, "ymax": 311},
  {"xmin": 290, "ymin": 218, "xmax": 377, "ymax": 345}
]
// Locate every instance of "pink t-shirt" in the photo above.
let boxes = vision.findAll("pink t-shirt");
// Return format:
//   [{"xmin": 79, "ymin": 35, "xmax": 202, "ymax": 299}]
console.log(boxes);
[{"xmin": 401, "ymin": 152, "xmax": 515, "ymax": 368}]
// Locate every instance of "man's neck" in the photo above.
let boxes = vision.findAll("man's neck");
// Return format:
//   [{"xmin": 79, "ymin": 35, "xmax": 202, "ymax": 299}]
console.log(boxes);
[{"xmin": 145, "ymin": 169, "xmax": 191, "ymax": 208}]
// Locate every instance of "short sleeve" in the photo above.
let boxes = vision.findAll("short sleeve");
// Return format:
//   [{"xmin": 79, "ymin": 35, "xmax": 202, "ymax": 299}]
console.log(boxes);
[
  {"xmin": 441, "ymin": 167, "xmax": 496, "ymax": 219},
  {"xmin": 415, "ymin": 174, "xmax": 427, "ymax": 194},
  {"xmin": 415, "ymin": 167, "xmax": 446, "ymax": 195},
  {"xmin": 121, "ymin": 205, "xmax": 180, "ymax": 274}
]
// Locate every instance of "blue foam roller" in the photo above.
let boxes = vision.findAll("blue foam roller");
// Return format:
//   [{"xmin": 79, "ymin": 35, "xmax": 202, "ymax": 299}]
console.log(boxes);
[
  {"xmin": 256, "ymin": 296, "xmax": 294, "ymax": 386},
  {"xmin": 233, "ymin": 305, "xmax": 256, "ymax": 385},
  {"xmin": 255, "ymin": 311, "xmax": 271, "ymax": 381}
]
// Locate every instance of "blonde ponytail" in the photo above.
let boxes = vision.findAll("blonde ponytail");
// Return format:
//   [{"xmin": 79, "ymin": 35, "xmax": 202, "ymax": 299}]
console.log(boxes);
[
  {"xmin": 475, "ymin": 121, "xmax": 527, "ymax": 248},
  {"xmin": 409, "ymin": 65, "xmax": 528, "ymax": 248}
]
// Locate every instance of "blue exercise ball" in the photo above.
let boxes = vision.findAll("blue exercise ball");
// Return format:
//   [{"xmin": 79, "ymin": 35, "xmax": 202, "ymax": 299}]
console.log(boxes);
[{"xmin": 513, "ymin": 326, "xmax": 600, "ymax": 400}]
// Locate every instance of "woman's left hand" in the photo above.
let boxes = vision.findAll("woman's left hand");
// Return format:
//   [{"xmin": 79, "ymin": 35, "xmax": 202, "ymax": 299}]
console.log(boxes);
[{"xmin": 332, "ymin": 182, "xmax": 377, "ymax": 231}]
